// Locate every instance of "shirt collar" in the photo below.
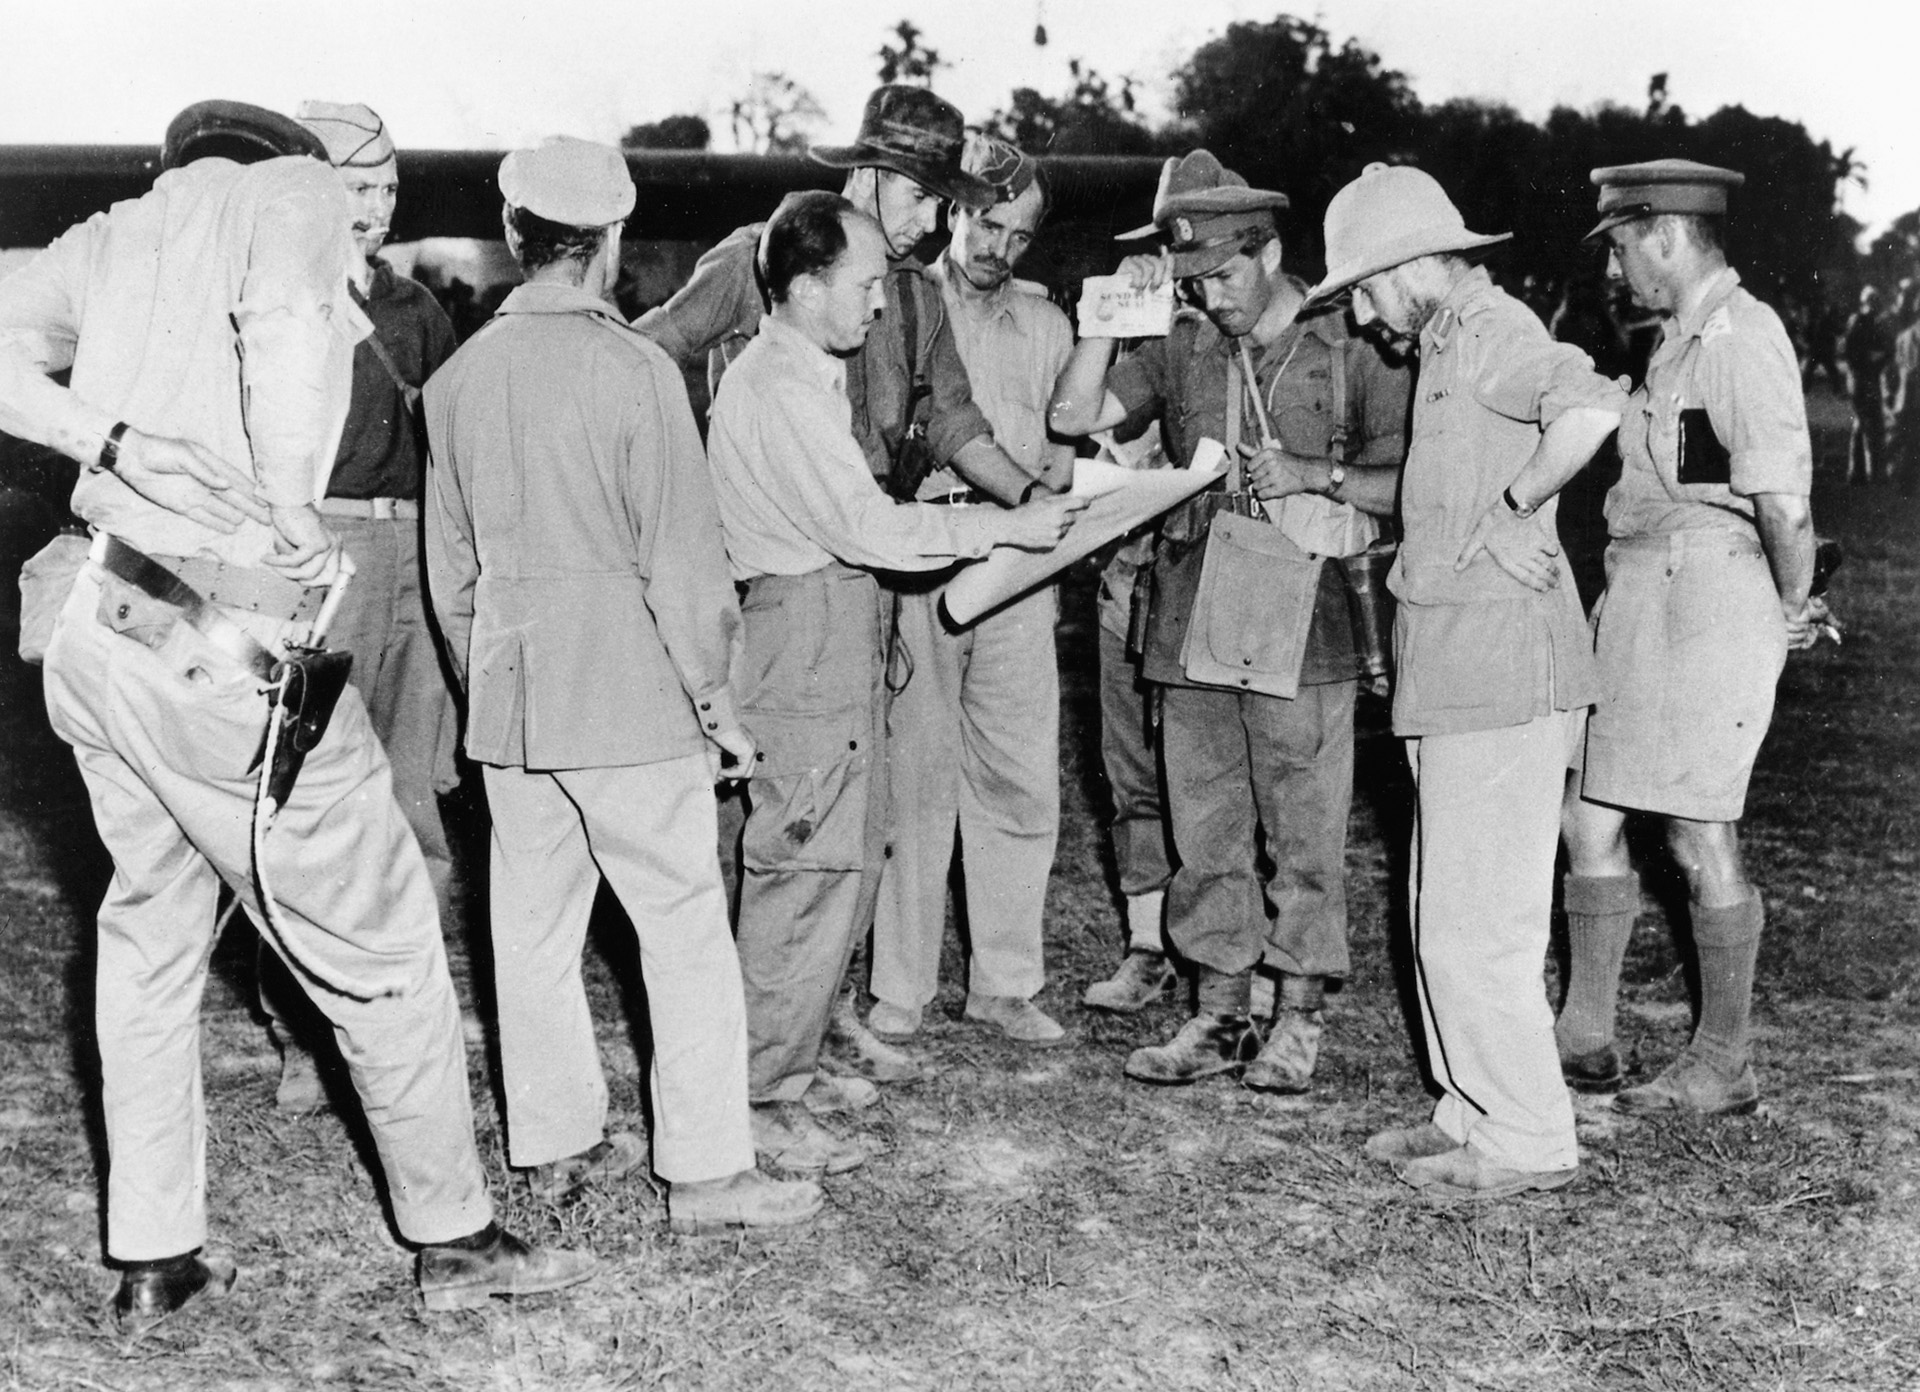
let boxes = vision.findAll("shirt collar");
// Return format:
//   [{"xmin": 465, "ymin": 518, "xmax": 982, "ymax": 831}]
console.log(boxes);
[
  {"xmin": 1670, "ymin": 266, "xmax": 1743, "ymax": 342},
  {"xmin": 757, "ymin": 312, "xmax": 846, "ymax": 393},
  {"xmin": 495, "ymin": 281, "xmax": 623, "ymax": 321},
  {"xmin": 933, "ymin": 251, "xmax": 1018, "ymax": 325},
  {"xmin": 1421, "ymin": 265, "xmax": 1497, "ymax": 353}
]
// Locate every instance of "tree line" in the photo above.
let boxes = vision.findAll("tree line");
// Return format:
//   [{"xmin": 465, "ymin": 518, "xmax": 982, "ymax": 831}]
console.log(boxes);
[{"xmin": 627, "ymin": 15, "xmax": 1898, "ymax": 339}]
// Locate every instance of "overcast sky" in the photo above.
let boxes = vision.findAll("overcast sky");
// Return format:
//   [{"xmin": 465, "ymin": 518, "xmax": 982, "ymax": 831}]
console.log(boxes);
[{"xmin": 4, "ymin": 0, "xmax": 1909, "ymax": 235}]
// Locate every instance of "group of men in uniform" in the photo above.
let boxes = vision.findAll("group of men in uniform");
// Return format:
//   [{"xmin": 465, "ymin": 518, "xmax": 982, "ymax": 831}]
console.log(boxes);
[{"xmin": 0, "ymin": 70, "xmax": 1823, "ymax": 1327}]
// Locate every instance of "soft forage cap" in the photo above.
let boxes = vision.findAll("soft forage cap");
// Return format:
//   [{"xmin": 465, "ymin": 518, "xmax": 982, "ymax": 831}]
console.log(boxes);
[
  {"xmin": 498, "ymin": 137, "xmax": 636, "ymax": 228},
  {"xmin": 295, "ymin": 101, "xmax": 396, "ymax": 168}
]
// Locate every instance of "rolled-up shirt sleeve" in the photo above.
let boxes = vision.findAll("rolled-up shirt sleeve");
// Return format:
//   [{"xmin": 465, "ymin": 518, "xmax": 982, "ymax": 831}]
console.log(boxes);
[
  {"xmin": 923, "ymin": 305, "xmax": 995, "ymax": 465},
  {"xmin": 756, "ymin": 374, "xmax": 999, "ymax": 570},
  {"xmin": 633, "ymin": 224, "xmax": 764, "ymax": 367},
  {"xmin": 237, "ymin": 163, "xmax": 361, "ymax": 506},
  {"xmin": 1105, "ymin": 337, "xmax": 1172, "ymax": 423},
  {"xmin": 1702, "ymin": 315, "xmax": 1813, "ymax": 498}
]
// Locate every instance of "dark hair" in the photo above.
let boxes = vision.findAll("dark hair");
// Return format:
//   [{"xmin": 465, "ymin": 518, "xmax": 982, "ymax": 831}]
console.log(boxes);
[
  {"xmin": 505, "ymin": 203, "xmax": 607, "ymax": 273},
  {"xmin": 759, "ymin": 191, "xmax": 857, "ymax": 304}
]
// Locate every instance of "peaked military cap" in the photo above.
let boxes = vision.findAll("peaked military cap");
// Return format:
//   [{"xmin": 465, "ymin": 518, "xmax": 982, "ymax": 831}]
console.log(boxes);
[
  {"xmin": 1586, "ymin": 159, "xmax": 1744, "ymax": 240},
  {"xmin": 1116, "ymin": 150, "xmax": 1288, "ymax": 277},
  {"xmin": 162, "ymin": 100, "xmax": 328, "ymax": 170}
]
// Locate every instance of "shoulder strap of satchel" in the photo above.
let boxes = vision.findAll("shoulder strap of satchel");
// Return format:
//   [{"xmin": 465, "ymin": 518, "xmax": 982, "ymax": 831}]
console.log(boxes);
[
  {"xmin": 348, "ymin": 282, "xmax": 423, "ymax": 412},
  {"xmin": 1224, "ymin": 345, "xmax": 1243, "ymax": 491}
]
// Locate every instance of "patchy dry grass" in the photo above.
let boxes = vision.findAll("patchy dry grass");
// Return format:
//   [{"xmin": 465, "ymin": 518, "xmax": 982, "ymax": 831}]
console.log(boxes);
[{"xmin": 1, "ymin": 388, "xmax": 1916, "ymax": 1390}]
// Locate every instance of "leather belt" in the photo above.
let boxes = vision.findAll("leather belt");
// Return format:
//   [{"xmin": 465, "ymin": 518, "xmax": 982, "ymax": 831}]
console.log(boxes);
[
  {"xmin": 318, "ymin": 496, "xmax": 418, "ymax": 521},
  {"xmin": 94, "ymin": 535, "xmax": 288, "ymax": 681}
]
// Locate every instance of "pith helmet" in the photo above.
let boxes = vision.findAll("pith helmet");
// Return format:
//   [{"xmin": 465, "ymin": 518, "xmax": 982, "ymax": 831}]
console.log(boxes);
[{"xmin": 1306, "ymin": 162, "xmax": 1509, "ymax": 304}]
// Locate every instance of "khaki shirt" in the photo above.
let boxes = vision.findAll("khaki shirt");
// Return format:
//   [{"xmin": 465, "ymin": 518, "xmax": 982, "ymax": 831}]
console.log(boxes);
[
  {"xmin": 1391, "ymin": 267, "xmax": 1627, "ymax": 737},
  {"xmin": 634, "ymin": 223, "xmax": 994, "ymax": 477},
  {"xmin": 925, "ymin": 256, "xmax": 1074, "ymax": 494},
  {"xmin": 0, "ymin": 156, "xmax": 365, "ymax": 565},
  {"xmin": 424, "ymin": 282, "xmax": 740, "ymax": 770},
  {"xmin": 707, "ymin": 315, "xmax": 1002, "ymax": 581},
  {"xmin": 1108, "ymin": 288, "xmax": 1413, "ymax": 688},
  {"xmin": 1608, "ymin": 267, "xmax": 1812, "ymax": 540}
]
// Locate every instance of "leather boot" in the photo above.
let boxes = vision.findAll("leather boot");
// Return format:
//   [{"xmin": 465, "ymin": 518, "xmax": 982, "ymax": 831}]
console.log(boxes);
[
  {"xmin": 1124, "ymin": 971, "xmax": 1258, "ymax": 1084},
  {"xmin": 417, "ymin": 1223, "xmax": 597, "ymax": 1312},
  {"xmin": 112, "ymin": 1251, "xmax": 236, "ymax": 1332}
]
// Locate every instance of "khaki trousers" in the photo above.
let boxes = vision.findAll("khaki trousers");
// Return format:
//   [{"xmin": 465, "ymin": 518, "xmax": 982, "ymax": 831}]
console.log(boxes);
[
  {"xmin": 871, "ymin": 583, "xmax": 1059, "ymax": 1008},
  {"xmin": 1098, "ymin": 624, "xmax": 1174, "ymax": 902},
  {"xmin": 1161, "ymin": 679, "xmax": 1356, "ymax": 979},
  {"xmin": 43, "ymin": 565, "xmax": 490, "ymax": 1260},
  {"xmin": 1404, "ymin": 710, "xmax": 1580, "ymax": 1172},
  {"xmin": 736, "ymin": 568, "xmax": 887, "ymax": 1102},
  {"xmin": 483, "ymin": 757, "xmax": 752, "ymax": 1182}
]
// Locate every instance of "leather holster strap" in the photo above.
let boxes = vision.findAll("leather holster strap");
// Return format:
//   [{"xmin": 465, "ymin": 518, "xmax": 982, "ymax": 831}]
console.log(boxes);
[{"xmin": 95, "ymin": 535, "xmax": 281, "ymax": 682}]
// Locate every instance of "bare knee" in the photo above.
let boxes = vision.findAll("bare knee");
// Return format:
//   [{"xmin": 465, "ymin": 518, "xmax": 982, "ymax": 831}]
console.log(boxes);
[
  {"xmin": 1665, "ymin": 818, "xmax": 1750, "ymax": 906},
  {"xmin": 1562, "ymin": 779, "xmax": 1630, "ymax": 877}
]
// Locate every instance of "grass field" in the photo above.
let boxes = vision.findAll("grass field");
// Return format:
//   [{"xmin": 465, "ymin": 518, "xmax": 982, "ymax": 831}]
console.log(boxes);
[{"xmin": 0, "ymin": 388, "xmax": 1915, "ymax": 1390}]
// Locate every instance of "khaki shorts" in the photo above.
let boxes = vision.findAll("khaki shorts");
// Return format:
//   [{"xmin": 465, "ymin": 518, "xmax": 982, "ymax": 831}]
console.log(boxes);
[{"xmin": 1577, "ymin": 530, "xmax": 1787, "ymax": 822}]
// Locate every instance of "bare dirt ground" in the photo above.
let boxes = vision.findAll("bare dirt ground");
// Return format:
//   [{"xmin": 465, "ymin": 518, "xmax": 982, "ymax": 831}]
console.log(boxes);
[{"xmin": 0, "ymin": 389, "xmax": 1915, "ymax": 1390}]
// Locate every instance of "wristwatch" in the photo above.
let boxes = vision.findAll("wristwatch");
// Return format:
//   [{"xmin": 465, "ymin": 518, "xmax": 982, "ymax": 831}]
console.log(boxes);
[
  {"xmin": 92, "ymin": 421, "xmax": 130, "ymax": 474},
  {"xmin": 1502, "ymin": 485, "xmax": 1538, "ymax": 519}
]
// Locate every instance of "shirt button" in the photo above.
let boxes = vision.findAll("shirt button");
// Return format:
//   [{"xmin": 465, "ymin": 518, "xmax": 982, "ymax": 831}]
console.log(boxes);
[{"xmin": 699, "ymin": 701, "xmax": 711, "ymax": 711}]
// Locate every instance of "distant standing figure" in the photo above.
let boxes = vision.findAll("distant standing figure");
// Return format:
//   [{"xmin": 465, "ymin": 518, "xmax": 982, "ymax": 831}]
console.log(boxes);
[{"xmin": 1843, "ymin": 285, "xmax": 1891, "ymax": 484}]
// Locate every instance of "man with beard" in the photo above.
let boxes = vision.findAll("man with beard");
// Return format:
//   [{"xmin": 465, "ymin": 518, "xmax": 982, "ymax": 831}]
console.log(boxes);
[
  {"xmin": 1309, "ymin": 163, "xmax": 1625, "ymax": 1200},
  {"xmin": 1050, "ymin": 151, "xmax": 1412, "ymax": 1093},
  {"xmin": 867, "ymin": 134, "xmax": 1076, "ymax": 1048}
]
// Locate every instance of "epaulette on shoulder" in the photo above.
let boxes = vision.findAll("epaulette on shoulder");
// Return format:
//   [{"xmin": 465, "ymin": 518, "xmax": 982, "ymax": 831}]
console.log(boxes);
[{"xmin": 1011, "ymin": 277, "xmax": 1049, "ymax": 298}]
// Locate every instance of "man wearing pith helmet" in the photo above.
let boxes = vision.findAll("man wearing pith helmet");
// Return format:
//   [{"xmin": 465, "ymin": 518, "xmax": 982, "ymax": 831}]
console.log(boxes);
[
  {"xmin": 1557, "ymin": 160, "xmax": 1821, "ymax": 1120},
  {"xmin": 1307, "ymin": 162, "xmax": 1626, "ymax": 1201},
  {"xmin": 1051, "ymin": 150, "xmax": 1411, "ymax": 1092}
]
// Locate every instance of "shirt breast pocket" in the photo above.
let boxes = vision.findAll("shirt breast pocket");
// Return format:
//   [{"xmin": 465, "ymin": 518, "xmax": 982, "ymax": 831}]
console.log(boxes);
[{"xmin": 1676, "ymin": 407, "xmax": 1732, "ymax": 486}]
